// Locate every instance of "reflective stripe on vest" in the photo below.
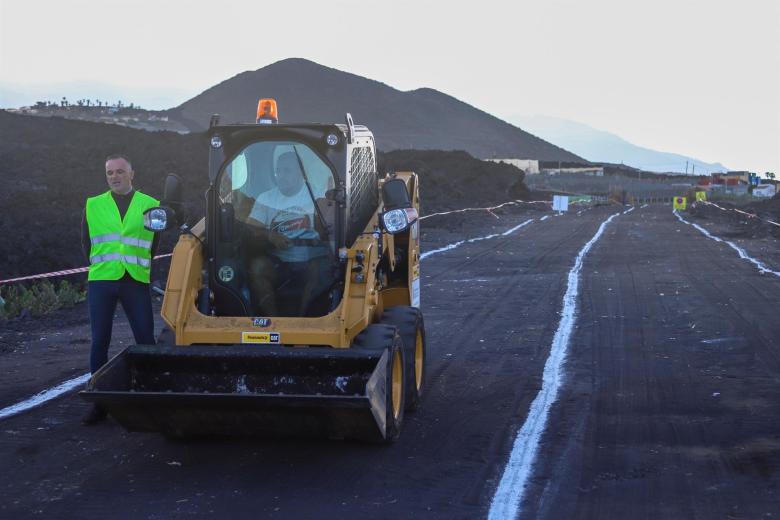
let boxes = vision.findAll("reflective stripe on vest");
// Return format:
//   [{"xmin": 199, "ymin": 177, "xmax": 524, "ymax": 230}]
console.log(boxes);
[
  {"xmin": 86, "ymin": 190, "xmax": 159, "ymax": 282},
  {"xmin": 90, "ymin": 233, "xmax": 121, "ymax": 245},
  {"xmin": 90, "ymin": 233, "xmax": 152, "ymax": 249},
  {"xmin": 120, "ymin": 236, "xmax": 152, "ymax": 248},
  {"xmin": 89, "ymin": 253, "xmax": 151, "ymax": 268}
]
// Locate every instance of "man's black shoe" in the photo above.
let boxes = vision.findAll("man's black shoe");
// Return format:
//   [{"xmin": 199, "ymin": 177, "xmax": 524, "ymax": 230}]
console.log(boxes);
[{"xmin": 82, "ymin": 404, "xmax": 107, "ymax": 425}]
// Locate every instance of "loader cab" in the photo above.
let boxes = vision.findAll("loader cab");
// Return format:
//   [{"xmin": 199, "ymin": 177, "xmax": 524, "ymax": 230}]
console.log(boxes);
[{"xmin": 206, "ymin": 122, "xmax": 378, "ymax": 319}]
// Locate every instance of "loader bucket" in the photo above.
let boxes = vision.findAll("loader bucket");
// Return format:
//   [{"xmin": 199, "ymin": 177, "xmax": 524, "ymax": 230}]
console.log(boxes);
[{"xmin": 79, "ymin": 344, "xmax": 397, "ymax": 442}]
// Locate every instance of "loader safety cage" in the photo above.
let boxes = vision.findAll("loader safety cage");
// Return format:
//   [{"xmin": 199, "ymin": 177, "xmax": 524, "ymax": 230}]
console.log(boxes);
[{"xmin": 205, "ymin": 123, "xmax": 378, "ymax": 318}]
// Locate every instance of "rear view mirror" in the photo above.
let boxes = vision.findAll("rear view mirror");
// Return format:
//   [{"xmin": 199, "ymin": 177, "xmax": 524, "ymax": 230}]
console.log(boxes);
[
  {"xmin": 162, "ymin": 173, "xmax": 185, "ymax": 227},
  {"xmin": 163, "ymin": 173, "xmax": 182, "ymax": 203},
  {"xmin": 382, "ymin": 178, "xmax": 412, "ymax": 210}
]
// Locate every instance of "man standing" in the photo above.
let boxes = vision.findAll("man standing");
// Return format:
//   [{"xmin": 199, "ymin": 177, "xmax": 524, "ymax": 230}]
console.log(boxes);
[{"xmin": 81, "ymin": 154, "xmax": 159, "ymax": 424}]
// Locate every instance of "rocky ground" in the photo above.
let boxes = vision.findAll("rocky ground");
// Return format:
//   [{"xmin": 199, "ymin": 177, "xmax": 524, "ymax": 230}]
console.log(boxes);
[
  {"xmin": 686, "ymin": 197, "xmax": 780, "ymax": 271},
  {"xmin": 1, "ymin": 204, "xmax": 778, "ymax": 519}
]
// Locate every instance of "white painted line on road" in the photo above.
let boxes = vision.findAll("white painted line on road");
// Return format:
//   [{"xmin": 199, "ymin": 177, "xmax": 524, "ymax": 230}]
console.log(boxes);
[
  {"xmin": 488, "ymin": 210, "xmax": 622, "ymax": 520},
  {"xmin": 501, "ymin": 220, "xmax": 535, "ymax": 236},
  {"xmin": 623, "ymin": 206, "xmax": 635, "ymax": 215},
  {"xmin": 674, "ymin": 211, "xmax": 780, "ymax": 278},
  {"xmin": 420, "ymin": 219, "xmax": 534, "ymax": 260},
  {"xmin": 540, "ymin": 215, "xmax": 550, "ymax": 221},
  {"xmin": 0, "ymin": 372, "xmax": 90, "ymax": 420},
  {"xmin": 641, "ymin": 204, "xmax": 649, "ymax": 209}
]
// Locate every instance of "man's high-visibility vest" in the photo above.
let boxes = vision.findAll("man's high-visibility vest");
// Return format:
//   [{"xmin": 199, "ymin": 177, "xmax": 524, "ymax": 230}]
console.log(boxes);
[{"xmin": 86, "ymin": 190, "xmax": 160, "ymax": 283}]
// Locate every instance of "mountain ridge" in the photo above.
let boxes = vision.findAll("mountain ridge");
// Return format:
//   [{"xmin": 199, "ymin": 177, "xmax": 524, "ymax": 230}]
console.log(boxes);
[
  {"xmin": 165, "ymin": 58, "xmax": 583, "ymax": 162},
  {"xmin": 511, "ymin": 114, "xmax": 728, "ymax": 174}
]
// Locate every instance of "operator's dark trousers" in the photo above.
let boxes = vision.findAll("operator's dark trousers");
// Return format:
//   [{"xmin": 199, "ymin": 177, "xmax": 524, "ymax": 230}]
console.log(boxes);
[{"xmin": 88, "ymin": 279, "xmax": 155, "ymax": 374}]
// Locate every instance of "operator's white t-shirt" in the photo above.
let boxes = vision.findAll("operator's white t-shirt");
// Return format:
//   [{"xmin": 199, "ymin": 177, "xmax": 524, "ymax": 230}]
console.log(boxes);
[{"xmin": 249, "ymin": 186, "xmax": 326, "ymax": 262}]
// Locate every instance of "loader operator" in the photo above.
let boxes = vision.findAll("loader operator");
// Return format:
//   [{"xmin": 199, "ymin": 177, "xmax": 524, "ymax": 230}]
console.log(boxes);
[
  {"xmin": 246, "ymin": 151, "xmax": 329, "ymax": 315},
  {"xmin": 80, "ymin": 154, "xmax": 160, "ymax": 425}
]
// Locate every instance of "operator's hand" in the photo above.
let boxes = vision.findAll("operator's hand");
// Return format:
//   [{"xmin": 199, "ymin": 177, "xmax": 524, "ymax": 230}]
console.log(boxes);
[{"xmin": 269, "ymin": 232, "xmax": 291, "ymax": 250}]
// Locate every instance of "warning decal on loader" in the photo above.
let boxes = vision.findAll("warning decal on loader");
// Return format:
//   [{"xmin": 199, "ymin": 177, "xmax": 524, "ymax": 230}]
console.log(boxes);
[{"xmin": 242, "ymin": 332, "xmax": 281, "ymax": 344}]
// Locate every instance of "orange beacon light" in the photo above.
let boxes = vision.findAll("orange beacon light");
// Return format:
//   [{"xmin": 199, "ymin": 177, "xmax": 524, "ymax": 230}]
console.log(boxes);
[{"xmin": 256, "ymin": 98, "xmax": 278, "ymax": 124}]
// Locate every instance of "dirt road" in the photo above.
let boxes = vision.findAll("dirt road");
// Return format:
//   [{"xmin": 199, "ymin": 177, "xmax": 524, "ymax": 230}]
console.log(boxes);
[{"xmin": 1, "ymin": 205, "xmax": 778, "ymax": 519}]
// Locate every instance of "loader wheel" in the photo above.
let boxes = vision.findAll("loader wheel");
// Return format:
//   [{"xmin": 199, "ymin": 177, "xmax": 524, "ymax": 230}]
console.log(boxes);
[
  {"xmin": 380, "ymin": 306, "xmax": 427, "ymax": 412},
  {"xmin": 353, "ymin": 324, "xmax": 406, "ymax": 442}
]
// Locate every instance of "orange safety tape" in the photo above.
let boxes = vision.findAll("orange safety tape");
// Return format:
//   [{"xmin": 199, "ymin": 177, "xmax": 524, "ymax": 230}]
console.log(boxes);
[
  {"xmin": 0, "ymin": 254, "xmax": 173, "ymax": 285},
  {"xmin": 418, "ymin": 200, "xmax": 551, "ymax": 221},
  {"xmin": 698, "ymin": 200, "xmax": 780, "ymax": 228}
]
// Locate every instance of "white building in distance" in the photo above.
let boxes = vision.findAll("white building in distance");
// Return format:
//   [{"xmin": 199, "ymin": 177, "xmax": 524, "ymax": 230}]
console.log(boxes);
[{"xmin": 487, "ymin": 158, "xmax": 540, "ymax": 175}]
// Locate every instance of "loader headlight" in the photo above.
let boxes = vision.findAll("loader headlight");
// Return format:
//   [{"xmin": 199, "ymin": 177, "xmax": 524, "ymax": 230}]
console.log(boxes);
[
  {"xmin": 144, "ymin": 207, "xmax": 172, "ymax": 232},
  {"xmin": 381, "ymin": 207, "xmax": 418, "ymax": 234}
]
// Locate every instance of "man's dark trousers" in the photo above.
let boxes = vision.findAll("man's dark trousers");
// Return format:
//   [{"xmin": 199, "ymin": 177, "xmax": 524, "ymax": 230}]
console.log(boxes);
[{"xmin": 88, "ymin": 279, "xmax": 156, "ymax": 373}]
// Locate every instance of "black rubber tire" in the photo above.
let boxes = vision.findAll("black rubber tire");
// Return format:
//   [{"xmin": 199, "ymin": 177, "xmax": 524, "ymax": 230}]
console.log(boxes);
[
  {"xmin": 352, "ymin": 324, "xmax": 406, "ymax": 442},
  {"xmin": 379, "ymin": 306, "xmax": 427, "ymax": 412}
]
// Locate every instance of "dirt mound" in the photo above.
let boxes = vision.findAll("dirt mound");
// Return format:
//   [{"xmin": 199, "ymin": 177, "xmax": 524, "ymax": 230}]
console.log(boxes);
[
  {"xmin": 0, "ymin": 113, "xmax": 531, "ymax": 280},
  {"xmin": 746, "ymin": 193, "xmax": 780, "ymax": 220},
  {"xmin": 690, "ymin": 198, "xmax": 780, "ymax": 239},
  {"xmin": 0, "ymin": 110, "xmax": 208, "ymax": 279},
  {"xmin": 379, "ymin": 150, "xmax": 528, "ymax": 215}
]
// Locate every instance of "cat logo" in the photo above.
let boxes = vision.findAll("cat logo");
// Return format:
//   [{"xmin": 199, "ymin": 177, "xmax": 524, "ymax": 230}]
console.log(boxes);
[
  {"xmin": 242, "ymin": 332, "xmax": 281, "ymax": 344},
  {"xmin": 252, "ymin": 318, "xmax": 272, "ymax": 327}
]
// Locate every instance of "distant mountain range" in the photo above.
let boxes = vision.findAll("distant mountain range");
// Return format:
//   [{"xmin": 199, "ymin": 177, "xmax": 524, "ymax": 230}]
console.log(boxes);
[
  {"xmin": 164, "ymin": 58, "xmax": 583, "ymax": 162},
  {"xmin": 10, "ymin": 59, "xmax": 729, "ymax": 171},
  {"xmin": 510, "ymin": 115, "xmax": 728, "ymax": 174}
]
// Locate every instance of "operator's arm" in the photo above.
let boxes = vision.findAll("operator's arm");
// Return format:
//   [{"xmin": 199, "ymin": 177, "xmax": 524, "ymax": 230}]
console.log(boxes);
[{"xmin": 245, "ymin": 216, "xmax": 290, "ymax": 249}]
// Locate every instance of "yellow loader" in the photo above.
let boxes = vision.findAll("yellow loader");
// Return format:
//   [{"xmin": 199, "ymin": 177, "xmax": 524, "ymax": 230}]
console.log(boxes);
[{"xmin": 81, "ymin": 100, "xmax": 426, "ymax": 442}]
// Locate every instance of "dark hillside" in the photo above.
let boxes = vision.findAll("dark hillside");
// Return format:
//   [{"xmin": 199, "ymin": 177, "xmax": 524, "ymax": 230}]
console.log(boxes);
[
  {"xmin": 0, "ymin": 112, "xmax": 530, "ymax": 279},
  {"xmin": 168, "ymin": 58, "xmax": 583, "ymax": 162},
  {"xmin": 0, "ymin": 111, "xmax": 208, "ymax": 278},
  {"xmin": 379, "ymin": 150, "xmax": 528, "ymax": 214}
]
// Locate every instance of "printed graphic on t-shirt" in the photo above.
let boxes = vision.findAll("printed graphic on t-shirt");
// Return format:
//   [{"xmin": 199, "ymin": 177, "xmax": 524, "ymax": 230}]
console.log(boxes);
[
  {"xmin": 249, "ymin": 188, "xmax": 327, "ymax": 262},
  {"xmin": 270, "ymin": 210, "xmax": 312, "ymax": 236}
]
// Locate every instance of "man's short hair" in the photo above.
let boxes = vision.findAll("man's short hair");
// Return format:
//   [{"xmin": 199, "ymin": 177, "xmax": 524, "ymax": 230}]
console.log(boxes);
[{"xmin": 105, "ymin": 153, "xmax": 132, "ymax": 170}]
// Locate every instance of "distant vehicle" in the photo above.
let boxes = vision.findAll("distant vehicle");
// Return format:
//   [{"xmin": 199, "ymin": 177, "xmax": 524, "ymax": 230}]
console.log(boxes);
[{"xmin": 753, "ymin": 184, "xmax": 776, "ymax": 198}]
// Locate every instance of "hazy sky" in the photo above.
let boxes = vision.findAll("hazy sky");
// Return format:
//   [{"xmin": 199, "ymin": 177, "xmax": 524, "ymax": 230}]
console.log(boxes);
[{"xmin": 1, "ymin": 0, "xmax": 778, "ymax": 173}]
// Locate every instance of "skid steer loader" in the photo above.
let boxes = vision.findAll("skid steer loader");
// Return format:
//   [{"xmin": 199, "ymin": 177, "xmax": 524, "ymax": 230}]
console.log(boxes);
[{"xmin": 80, "ymin": 100, "xmax": 426, "ymax": 442}]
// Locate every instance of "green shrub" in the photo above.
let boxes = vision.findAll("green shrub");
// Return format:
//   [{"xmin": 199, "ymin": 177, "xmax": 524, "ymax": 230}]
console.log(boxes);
[{"xmin": 0, "ymin": 279, "xmax": 86, "ymax": 319}]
